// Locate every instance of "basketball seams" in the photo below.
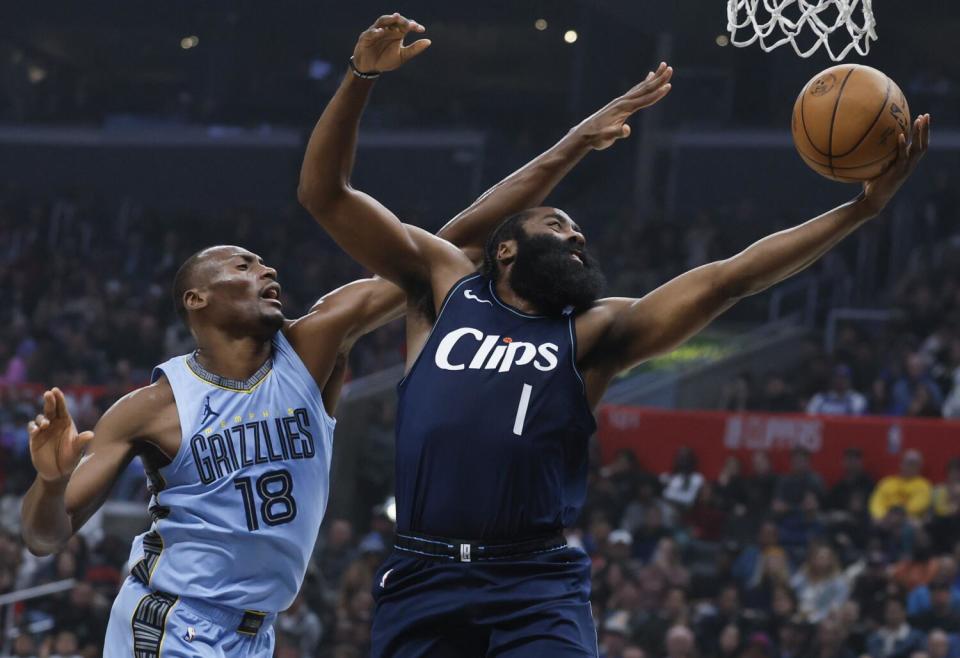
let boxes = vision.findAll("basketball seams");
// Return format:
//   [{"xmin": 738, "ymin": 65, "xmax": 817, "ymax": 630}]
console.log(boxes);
[
  {"xmin": 826, "ymin": 67, "xmax": 858, "ymax": 179},
  {"xmin": 799, "ymin": 86, "xmax": 830, "ymax": 158},
  {"xmin": 832, "ymin": 75, "xmax": 891, "ymax": 159},
  {"xmin": 798, "ymin": 143, "xmax": 899, "ymax": 171}
]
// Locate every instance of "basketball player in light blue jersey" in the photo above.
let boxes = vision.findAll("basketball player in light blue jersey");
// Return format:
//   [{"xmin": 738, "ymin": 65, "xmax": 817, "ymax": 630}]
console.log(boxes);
[{"xmin": 17, "ymin": 13, "xmax": 675, "ymax": 656}]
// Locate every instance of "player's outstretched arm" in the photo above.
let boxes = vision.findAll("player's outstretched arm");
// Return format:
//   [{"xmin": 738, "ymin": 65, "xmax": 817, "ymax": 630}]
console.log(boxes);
[
  {"xmin": 584, "ymin": 114, "xmax": 930, "ymax": 381},
  {"xmin": 438, "ymin": 63, "xmax": 674, "ymax": 262},
  {"xmin": 291, "ymin": 63, "xmax": 677, "ymax": 349},
  {"xmin": 20, "ymin": 384, "xmax": 173, "ymax": 555},
  {"xmin": 297, "ymin": 13, "xmax": 454, "ymax": 293}
]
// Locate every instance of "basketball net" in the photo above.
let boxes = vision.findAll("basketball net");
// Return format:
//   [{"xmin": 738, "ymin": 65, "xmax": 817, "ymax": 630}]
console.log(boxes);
[{"xmin": 727, "ymin": 0, "xmax": 877, "ymax": 61}]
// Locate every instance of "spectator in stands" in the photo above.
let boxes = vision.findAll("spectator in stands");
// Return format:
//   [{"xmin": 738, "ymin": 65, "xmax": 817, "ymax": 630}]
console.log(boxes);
[
  {"xmin": 600, "ymin": 610, "xmax": 631, "ymax": 658},
  {"xmin": 869, "ymin": 378, "xmax": 894, "ymax": 416},
  {"xmin": 892, "ymin": 535, "xmax": 939, "ymax": 592},
  {"xmin": 733, "ymin": 522, "xmax": 788, "ymax": 591},
  {"xmin": 807, "ymin": 364, "xmax": 868, "ymax": 416},
  {"xmin": 695, "ymin": 583, "xmax": 748, "ymax": 657},
  {"xmin": 942, "ymin": 369, "xmax": 960, "ymax": 418},
  {"xmin": 852, "ymin": 551, "xmax": 896, "ymax": 624},
  {"xmin": 773, "ymin": 448, "xmax": 825, "ymax": 516},
  {"xmin": 866, "ymin": 598, "xmax": 926, "ymax": 658},
  {"xmin": 892, "ymin": 353, "xmax": 944, "ymax": 417},
  {"xmin": 317, "ymin": 519, "xmax": 356, "ymax": 591},
  {"xmin": 743, "ymin": 549, "xmax": 792, "ymax": 611},
  {"xmin": 790, "ymin": 543, "xmax": 849, "ymax": 623},
  {"xmin": 721, "ymin": 371, "xmax": 757, "ymax": 412},
  {"xmin": 812, "ymin": 617, "xmax": 855, "ymax": 658},
  {"xmin": 715, "ymin": 456, "xmax": 748, "ymax": 513},
  {"xmin": 622, "ymin": 476, "xmax": 676, "ymax": 537},
  {"xmin": 909, "ymin": 577, "xmax": 960, "ymax": 632},
  {"xmin": 827, "ymin": 448, "xmax": 875, "ymax": 512},
  {"xmin": 635, "ymin": 586, "xmax": 690, "ymax": 656},
  {"xmin": 870, "ymin": 450, "xmax": 933, "ymax": 522},
  {"xmin": 905, "ymin": 557, "xmax": 960, "ymax": 616},
  {"xmin": 925, "ymin": 630, "xmax": 951, "ymax": 658},
  {"xmin": 743, "ymin": 452, "xmax": 778, "ymax": 526},
  {"xmin": 757, "ymin": 373, "xmax": 801, "ymax": 413},
  {"xmin": 776, "ymin": 617, "xmax": 810, "ymax": 658},
  {"xmin": 930, "ymin": 458, "xmax": 960, "ymax": 550},
  {"xmin": 664, "ymin": 625, "xmax": 697, "ymax": 658},
  {"xmin": 661, "ymin": 446, "xmax": 705, "ymax": 511},
  {"xmin": 275, "ymin": 592, "xmax": 323, "ymax": 657},
  {"xmin": 716, "ymin": 624, "xmax": 742, "ymax": 658},
  {"xmin": 637, "ymin": 538, "xmax": 690, "ymax": 612}
]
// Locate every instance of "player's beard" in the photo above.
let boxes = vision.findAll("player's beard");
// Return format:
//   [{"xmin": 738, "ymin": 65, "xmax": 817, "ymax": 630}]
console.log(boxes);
[{"xmin": 508, "ymin": 232, "xmax": 606, "ymax": 316}]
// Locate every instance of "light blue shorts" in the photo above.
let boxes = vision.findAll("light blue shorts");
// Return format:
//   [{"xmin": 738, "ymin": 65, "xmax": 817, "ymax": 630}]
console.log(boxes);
[{"xmin": 103, "ymin": 576, "xmax": 275, "ymax": 657}]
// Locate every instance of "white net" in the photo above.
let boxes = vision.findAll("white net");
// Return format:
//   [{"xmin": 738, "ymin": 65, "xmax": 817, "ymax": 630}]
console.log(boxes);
[{"xmin": 727, "ymin": 0, "xmax": 878, "ymax": 61}]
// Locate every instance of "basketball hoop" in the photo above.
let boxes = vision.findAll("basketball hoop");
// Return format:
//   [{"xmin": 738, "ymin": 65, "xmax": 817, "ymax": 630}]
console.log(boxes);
[{"xmin": 727, "ymin": 0, "xmax": 878, "ymax": 61}]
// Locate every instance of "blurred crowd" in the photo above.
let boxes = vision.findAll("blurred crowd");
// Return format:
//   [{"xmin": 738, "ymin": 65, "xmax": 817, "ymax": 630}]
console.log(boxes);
[
  {"xmin": 5, "ymin": 439, "xmax": 960, "ymax": 658},
  {"xmin": 718, "ymin": 248, "xmax": 960, "ymax": 419},
  {"xmin": 0, "ymin": 185, "xmax": 813, "ymax": 426}
]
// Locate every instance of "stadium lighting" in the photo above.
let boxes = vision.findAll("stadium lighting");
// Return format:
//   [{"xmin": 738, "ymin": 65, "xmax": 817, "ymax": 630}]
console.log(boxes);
[
  {"xmin": 180, "ymin": 35, "xmax": 200, "ymax": 50},
  {"xmin": 535, "ymin": 19, "xmax": 548, "ymax": 31},
  {"xmin": 564, "ymin": 30, "xmax": 578, "ymax": 44},
  {"xmin": 27, "ymin": 65, "xmax": 47, "ymax": 84},
  {"xmin": 716, "ymin": 34, "xmax": 730, "ymax": 46}
]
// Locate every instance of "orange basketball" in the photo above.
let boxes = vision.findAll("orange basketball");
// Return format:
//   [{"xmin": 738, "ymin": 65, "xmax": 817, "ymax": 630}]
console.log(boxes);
[{"xmin": 792, "ymin": 64, "xmax": 911, "ymax": 182}]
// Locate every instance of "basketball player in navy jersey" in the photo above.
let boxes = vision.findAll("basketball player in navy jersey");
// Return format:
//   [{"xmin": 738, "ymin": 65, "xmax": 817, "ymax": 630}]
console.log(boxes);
[
  {"xmin": 15, "ymin": 24, "xmax": 656, "ymax": 655},
  {"xmin": 309, "ymin": 15, "xmax": 931, "ymax": 657}
]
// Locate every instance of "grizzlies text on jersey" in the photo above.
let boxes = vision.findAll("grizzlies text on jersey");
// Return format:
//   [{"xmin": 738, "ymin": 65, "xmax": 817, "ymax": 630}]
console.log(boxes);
[
  {"xmin": 128, "ymin": 330, "xmax": 334, "ymax": 613},
  {"xmin": 395, "ymin": 274, "xmax": 597, "ymax": 541}
]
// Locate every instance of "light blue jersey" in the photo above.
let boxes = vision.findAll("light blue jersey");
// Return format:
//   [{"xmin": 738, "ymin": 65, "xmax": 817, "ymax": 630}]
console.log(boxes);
[{"xmin": 126, "ymin": 330, "xmax": 334, "ymax": 614}]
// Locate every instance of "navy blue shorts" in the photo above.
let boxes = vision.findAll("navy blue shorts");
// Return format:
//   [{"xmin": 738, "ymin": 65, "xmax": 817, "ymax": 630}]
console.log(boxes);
[{"xmin": 370, "ymin": 545, "xmax": 598, "ymax": 658}]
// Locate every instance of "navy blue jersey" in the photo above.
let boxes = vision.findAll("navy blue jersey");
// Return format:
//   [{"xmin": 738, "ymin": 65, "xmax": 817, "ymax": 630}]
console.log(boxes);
[{"xmin": 395, "ymin": 274, "xmax": 597, "ymax": 541}]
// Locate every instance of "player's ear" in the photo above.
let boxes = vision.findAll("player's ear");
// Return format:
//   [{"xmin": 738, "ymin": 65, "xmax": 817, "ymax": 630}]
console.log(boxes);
[
  {"xmin": 496, "ymin": 240, "xmax": 517, "ymax": 268},
  {"xmin": 183, "ymin": 288, "xmax": 208, "ymax": 313}
]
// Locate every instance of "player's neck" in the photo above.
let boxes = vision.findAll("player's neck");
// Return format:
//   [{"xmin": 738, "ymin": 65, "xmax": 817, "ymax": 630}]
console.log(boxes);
[
  {"xmin": 493, "ymin": 276, "xmax": 542, "ymax": 316},
  {"xmin": 193, "ymin": 333, "xmax": 274, "ymax": 381}
]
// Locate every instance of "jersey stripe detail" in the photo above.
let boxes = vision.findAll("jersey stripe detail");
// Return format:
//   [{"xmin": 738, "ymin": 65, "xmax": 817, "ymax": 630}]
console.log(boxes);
[
  {"xmin": 185, "ymin": 354, "xmax": 273, "ymax": 394},
  {"xmin": 131, "ymin": 530, "xmax": 164, "ymax": 586},
  {"xmin": 130, "ymin": 590, "xmax": 178, "ymax": 658}
]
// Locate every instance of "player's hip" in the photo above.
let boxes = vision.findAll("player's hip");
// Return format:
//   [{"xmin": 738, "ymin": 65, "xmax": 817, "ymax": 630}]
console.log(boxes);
[
  {"xmin": 370, "ymin": 543, "xmax": 596, "ymax": 658},
  {"xmin": 104, "ymin": 575, "xmax": 275, "ymax": 658},
  {"xmin": 372, "ymin": 533, "xmax": 591, "ymax": 606}
]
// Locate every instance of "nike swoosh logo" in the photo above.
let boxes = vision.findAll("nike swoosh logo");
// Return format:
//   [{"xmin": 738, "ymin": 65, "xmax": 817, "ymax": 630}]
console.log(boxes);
[
  {"xmin": 464, "ymin": 290, "xmax": 492, "ymax": 305},
  {"xmin": 380, "ymin": 568, "xmax": 395, "ymax": 588}
]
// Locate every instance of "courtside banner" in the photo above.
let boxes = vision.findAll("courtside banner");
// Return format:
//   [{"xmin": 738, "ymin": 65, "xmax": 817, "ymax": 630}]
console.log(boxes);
[{"xmin": 598, "ymin": 405, "xmax": 960, "ymax": 484}]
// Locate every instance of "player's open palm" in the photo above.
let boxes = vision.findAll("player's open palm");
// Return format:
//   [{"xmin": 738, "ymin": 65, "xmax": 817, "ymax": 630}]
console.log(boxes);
[
  {"xmin": 863, "ymin": 113, "xmax": 930, "ymax": 213},
  {"xmin": 353, "ymin": 13, "xmax": 431, "ymax": 73},
  {"xmin": 27, "ymin": 388, "xmax": 93, "ymax": 482},
  {"xmin": 575, "ymin": 62, "xmax": 674, "ymax": 150}
]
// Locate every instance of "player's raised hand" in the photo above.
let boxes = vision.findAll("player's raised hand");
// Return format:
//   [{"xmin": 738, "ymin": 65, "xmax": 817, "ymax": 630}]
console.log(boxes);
[
  {"xmin": 352, "ymin": 13, "xmax": 431, "ymax": 74},
  {"xmin": 572, "ymin": 62, "xmax": 674, "ymax": 150},
  {"xmin": 27, "ymin": 388, "xmax": 94, "ymax": 482},
  {"xmin": 863, "ymin": 113, "xmax": 930, "ymax": 213}
]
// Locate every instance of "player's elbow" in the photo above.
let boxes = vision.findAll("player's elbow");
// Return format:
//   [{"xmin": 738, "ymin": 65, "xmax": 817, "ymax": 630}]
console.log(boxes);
[
  {"xmin": 296, "ymin": 178, "xmax": 348, "ymax": 219},
  {"xmin": 20, "ymin": 529, "xmax": 62, "ymax": 557}
]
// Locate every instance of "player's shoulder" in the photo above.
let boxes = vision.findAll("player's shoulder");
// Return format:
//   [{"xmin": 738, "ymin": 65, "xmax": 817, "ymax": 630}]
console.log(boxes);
[
  {"xmin": 98, "ymin": 376, "xmax": 177, "ymax": 442},
  {"xmin": 573, "ymin": 297, "xmax": 633, "ymax": 335}
]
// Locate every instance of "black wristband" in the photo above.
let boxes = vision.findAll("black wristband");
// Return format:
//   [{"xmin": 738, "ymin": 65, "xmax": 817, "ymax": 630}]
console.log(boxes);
[{"xmin": 349, "ymin": 56, "xmax": 381, "ymax": 80}]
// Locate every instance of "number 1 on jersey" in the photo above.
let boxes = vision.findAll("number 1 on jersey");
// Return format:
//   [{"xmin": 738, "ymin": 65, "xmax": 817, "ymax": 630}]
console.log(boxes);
[{"xmin": 513, "ymin": 383, "xmax": 533, "ymax": 436}]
